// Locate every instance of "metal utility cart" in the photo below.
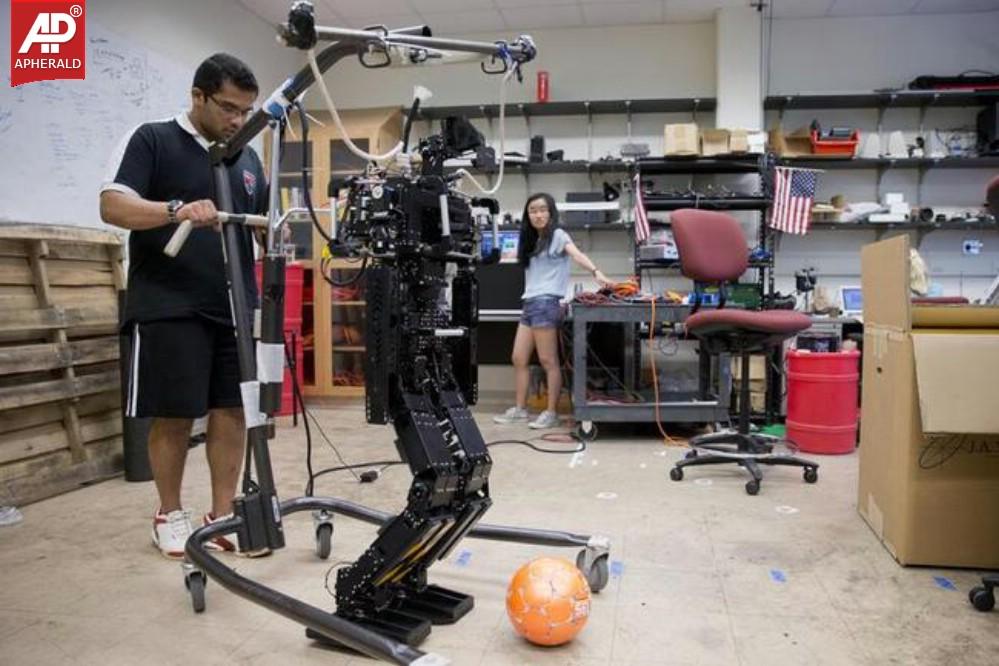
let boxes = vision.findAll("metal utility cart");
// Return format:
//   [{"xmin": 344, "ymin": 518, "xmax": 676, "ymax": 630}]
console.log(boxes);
[
  {"xmin": 634, "ymin": 155, "xmax": 783, "ymax": 423},
  {"xmin": 569, "ymin": 301, "xmax": 732, "ymax": 441}
]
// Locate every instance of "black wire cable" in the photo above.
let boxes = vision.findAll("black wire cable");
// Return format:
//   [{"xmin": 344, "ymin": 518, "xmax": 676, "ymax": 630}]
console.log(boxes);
[
  {"xmin": 284, "ymin": 334, "xmax": 317, "ymax": 496},
  {"xmin": 303, "ymin": 433, "xmax": 586, "ymax": 490},
  {"xmin": 297, "ymin": 102, "xmax": 332, "ymax": 245}
]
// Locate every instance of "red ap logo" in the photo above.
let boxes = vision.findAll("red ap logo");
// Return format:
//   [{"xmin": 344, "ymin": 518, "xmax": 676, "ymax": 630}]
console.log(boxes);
[{"xmin": 10, "ymin": 0, "xmax": 86, "ymax": 87}]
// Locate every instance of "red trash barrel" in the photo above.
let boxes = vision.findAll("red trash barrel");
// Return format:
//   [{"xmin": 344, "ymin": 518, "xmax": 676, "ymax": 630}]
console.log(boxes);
[{"xmin": 785, "ymin": 349, "xmax": 860, "ymax": 454}]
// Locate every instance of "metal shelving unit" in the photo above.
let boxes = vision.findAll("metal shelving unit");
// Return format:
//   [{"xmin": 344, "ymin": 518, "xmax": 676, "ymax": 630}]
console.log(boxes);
[{"xmin": 764, "ymin": 90, "xmax": 999, "ymax": 111}]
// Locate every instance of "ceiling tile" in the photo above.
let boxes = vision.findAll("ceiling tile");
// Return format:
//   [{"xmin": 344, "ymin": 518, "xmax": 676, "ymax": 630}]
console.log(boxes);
[
  {"xmin": 912, "ymin": 0, "xmax": 999, "ymax": 13},
  {"xmin": 493, "ymin": 0, "xmax": 577, "ymax": 8},
  {"xmin": 420, "ymin": 9, "xmax": 508, "ymax": 33},
  {"xmin": 340, "ymin": 12, "xmax": 425, "ymax": 29},
  {"xmin": 581, "ymin": 2, "xmax": 665, "ymax": 26},
  {"xmin": 827, "ymin": 0, "xmax": 921, "ymax": 16},
  {"xmin": 411, "ymin": 0, "xmax": 495, "ymax": 12},
  {"xmin": 769, "ymin": 0, "xmax": 836, "ymax": 18},
  {"xmin": 236, "ymin": 0, "xmax": 285, "ymax": 23},
  {"xmin": 498, "ymin": 4, "xmax": 585, "ymax": 30},
  {"xmin": 663, "ymin": 0, "xmax": 747, "ymax": 22},
  {"xmin": 326, "ymin": 0, "xmax": 415, "ymax": 19}
]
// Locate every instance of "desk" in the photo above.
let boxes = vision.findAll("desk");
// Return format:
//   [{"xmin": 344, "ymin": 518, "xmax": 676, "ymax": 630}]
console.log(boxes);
[{"xmin": 569, "ymin": 302, "xmax": 732, "ymax": 434}]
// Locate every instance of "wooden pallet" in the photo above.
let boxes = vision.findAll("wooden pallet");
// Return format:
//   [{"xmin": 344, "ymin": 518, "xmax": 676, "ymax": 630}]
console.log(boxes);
[{"xmin": 0, "ymin": 224, "xmax": 125, "ymax": 506}]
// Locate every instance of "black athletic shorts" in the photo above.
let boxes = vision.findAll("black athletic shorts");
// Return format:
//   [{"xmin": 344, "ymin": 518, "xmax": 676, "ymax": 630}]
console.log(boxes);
[{"xmin": 124, "ymin": 316, "xmax": 242, "ymax": 418}]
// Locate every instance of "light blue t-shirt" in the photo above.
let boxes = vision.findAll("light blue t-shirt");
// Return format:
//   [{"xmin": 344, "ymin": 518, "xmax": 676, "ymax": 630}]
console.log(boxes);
[{"xmin": 522, "ymin": 228, "xmax": 573, "ymax": 300}]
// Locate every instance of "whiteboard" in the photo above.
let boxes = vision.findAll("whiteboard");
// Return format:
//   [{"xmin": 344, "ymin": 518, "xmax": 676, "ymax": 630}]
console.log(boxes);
[{"xmin": 0, "ymin": 19, "xmax": 190, "ymax": 228}]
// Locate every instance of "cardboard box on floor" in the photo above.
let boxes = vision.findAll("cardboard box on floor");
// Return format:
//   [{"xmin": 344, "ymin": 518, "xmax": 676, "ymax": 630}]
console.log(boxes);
[{"xmin": 858, "ymin": 235, "xmax": 999, "ymax": 569}]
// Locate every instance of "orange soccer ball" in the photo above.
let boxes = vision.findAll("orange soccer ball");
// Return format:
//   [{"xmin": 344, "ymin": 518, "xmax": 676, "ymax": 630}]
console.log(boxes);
[{"xmin": 505, "ymin": 557, "xmax": 591, "ymax": 646}]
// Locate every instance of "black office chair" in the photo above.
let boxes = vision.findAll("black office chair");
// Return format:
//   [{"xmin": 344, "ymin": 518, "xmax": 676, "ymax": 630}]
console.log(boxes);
[{"xmin": 666, "ymin": 209, "xmax": 819, "ymax": 495}]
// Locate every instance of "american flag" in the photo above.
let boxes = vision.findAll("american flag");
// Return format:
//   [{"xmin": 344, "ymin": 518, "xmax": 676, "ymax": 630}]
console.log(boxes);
[
  {"xmin": 633, "ymin": 173, "xmax": 651, "ymax": 244},
  {"xmin": 769, "ymin": 166, "xmax": 818, "ymax": 235}
]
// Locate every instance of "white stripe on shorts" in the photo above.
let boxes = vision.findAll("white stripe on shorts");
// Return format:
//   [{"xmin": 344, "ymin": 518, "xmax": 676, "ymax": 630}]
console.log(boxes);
[{"xmin": 128, "ymin": 323, "xmax": 141, "ymax": 417}]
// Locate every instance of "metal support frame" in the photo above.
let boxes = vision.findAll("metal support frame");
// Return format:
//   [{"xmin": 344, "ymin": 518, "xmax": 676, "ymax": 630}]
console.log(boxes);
[{"xmin": 165, "ymin": 11, "xmax": 609, "ymax": 664}]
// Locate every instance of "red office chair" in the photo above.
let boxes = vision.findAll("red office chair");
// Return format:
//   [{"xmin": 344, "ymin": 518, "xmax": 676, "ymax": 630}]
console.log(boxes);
[{"xmin": 668, "ymin": 209, "xmax": 819, "ymax": 495}]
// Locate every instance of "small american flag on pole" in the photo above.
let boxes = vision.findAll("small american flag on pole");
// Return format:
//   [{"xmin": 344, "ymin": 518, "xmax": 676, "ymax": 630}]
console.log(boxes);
[
  {"xmin": 633, "ymin": 172, "xmax": 651, "ymax": 244},
  {"xmin": 769, "ymin": 166, "xmax": 818, "ymax": 235}
]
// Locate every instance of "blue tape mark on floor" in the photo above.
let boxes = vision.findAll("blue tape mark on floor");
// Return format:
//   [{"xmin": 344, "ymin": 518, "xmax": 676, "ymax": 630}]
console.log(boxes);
[
  {"xmin": 933, "ymin": 576, "xmax": 957, "ymax": 591},
  {"xmin": 770, "ymin": 569, "xmax": 787, "ymax": 583},
  {"xmin": 454, "ymin": 550, "xmax": 472, "ymax": 567},
  {"xmin": 610, "ymin": 560, "xmax": 624, "ymax": 578}
]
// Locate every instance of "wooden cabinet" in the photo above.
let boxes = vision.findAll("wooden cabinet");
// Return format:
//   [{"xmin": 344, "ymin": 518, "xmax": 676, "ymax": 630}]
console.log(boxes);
[{"xmin": 265, "ymin": 107, "xmax": 402, "ymax": 397}]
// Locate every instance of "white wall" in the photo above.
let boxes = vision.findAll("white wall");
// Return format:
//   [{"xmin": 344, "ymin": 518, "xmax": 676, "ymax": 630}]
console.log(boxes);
[
  {"xmin": 768, "ymin": 12, "xmax": 999, "ymax": 95},
  {"xmin": 766, "ymin": 11, "xmax": 999, "ymax": 301},
  {"xmin": 309, "ymin": 21, "xmax": 716, "ymax": 109},
  {"xmin": 89, "ymin": 0, "xmax": 300, "ymax": 94}
]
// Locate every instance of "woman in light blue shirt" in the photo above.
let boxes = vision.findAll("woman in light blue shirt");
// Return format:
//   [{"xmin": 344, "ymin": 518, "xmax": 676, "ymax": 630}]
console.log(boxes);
[{"xmin": 494, "ymin": 193, "xmax": 611, "ymax": 429}]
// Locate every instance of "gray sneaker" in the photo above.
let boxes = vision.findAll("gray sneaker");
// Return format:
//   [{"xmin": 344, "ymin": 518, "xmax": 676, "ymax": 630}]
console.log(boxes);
[
  {"xmin": 528, "ymin": 410, "xmax": 560, "ymax": 429},
  {"xmin": 493, "ymin": 406, "xmax": 529, "ymax": 424}
]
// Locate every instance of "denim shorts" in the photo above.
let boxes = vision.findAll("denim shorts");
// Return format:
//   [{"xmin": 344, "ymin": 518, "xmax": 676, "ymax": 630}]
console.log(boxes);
[{"xmin": 520, "ymin": 296, "xmax": 563, "ymax": 329}]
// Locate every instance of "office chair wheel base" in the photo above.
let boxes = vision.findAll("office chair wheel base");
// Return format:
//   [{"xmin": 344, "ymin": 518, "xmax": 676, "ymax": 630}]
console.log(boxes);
[
  {"xmin": 669, "ymin": 467, "xmax": 683, "ymax": 482},
  {"xmin": 803, "ymin": 467, "xmax": 818, "ymax": 484},
  {"xmin": 576, "ymin": 550, "xmax": 609, "ymax": 593},
  {"xmin": 185, "ymin": 570, "xmax": 207, "ymax": 614},
  {"xmin": 970, "ymin": 587, "xmax": 995, "ymax": 612},
  {"xmin": 575, "ymin": 421, "xmax": 597, "ymax": 442},
  {"xmin": 684, "ymin": 449, "xmax": 698, "ymax": 460},
  {"xmin": 315, "ymin": 523, "xmax": 333, "ymax": 560},
  {"xmin": 745, "ymin": 479, "xmax": 760, "ymax": 496}
]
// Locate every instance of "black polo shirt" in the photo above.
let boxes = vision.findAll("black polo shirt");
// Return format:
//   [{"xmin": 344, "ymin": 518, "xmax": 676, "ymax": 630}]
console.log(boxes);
[{"xmin": 102, "ymin": 113, "xmax": 266, "ymax": 326}]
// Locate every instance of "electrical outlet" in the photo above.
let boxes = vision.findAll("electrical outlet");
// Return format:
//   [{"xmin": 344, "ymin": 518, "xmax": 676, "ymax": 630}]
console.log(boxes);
[{"xmin": 963, "ymin": 239, "xmax": 983, "ymax": 256}]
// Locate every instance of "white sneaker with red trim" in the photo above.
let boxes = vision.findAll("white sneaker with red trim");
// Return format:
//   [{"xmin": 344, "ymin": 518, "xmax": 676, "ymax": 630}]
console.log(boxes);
[
  {"xmin": 151, "ymin": 508, "xmax": 193, "ymax": 560},
  {"xmin": 202, "ymin": 512, "xmax": 272, "ymax": 558}
]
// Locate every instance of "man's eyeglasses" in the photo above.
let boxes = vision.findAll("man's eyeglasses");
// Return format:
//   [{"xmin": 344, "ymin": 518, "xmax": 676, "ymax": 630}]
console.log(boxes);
[{"xmin": 207, "ymin": 95, "xmax": 255, "ymax": 119}]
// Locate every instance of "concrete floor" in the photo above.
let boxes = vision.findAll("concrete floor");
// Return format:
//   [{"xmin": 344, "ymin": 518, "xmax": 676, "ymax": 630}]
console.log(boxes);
[{"xmin": 1, "ymin": 402, "xmax": 998, "ymax": 665}]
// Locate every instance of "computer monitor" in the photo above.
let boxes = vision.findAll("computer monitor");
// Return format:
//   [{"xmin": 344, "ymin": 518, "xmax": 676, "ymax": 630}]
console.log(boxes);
[
  {"xmin": 481, "ymin": 230, "xmax": 519, "ymax": 264},
  {"xmin": 840, "ymin": 286, "xmax": 863, "ymax": 317}
]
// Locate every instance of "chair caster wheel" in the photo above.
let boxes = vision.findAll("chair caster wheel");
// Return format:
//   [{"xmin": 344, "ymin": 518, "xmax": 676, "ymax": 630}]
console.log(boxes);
[
  {"xmin": 576, "ymin": 550, "xmax": 609, "ymax": 593},
  {"xmin": 803, "ymin": 467, "xmax": 818, "ymax": 484},
  {"xmin": 575, "ymin": 421, "xmax": 597, "ymax": 442},
  {"xmin": 315, "ymin": 523, "xmax": 333, "ymax": 560},
  {"xmin": 669, "ymin": 467, "xmax": 683, "ymax": 482},
  {"xmin": 970, "ymin": 586, "xmax": 995, "ymax": 612},
  {"xmin": 185, "ymin": 570, "xmax": 207, "ymax": 614},
  {"xmin": 745, "ymin": 479, "xmax": 760, "ymax": 495}
]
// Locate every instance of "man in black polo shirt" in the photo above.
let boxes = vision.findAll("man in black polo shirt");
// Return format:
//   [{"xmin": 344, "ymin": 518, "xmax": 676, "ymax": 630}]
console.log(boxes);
[{"xmin": 100, "ymin": 53, "xmax": 268, "ymax": 559}]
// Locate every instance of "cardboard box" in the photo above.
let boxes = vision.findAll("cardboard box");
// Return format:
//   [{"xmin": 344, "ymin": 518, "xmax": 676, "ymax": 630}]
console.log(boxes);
[
  {"xmin": 731, "ymin": 356, "xmax": 766, "ymax": 380},
  {"xmin": 700, "ymin": 129, "xmax": 729, "ymax": 156},
  {"xmin": 768, "ymin": 125, "xmax": 812, "ymax": 157},
  {"xmin": 858, "ymin": 235, "xmax": 999, "ymax": 569},
  {"xmin": 729, "ymin": 129, "xmax": 750, "ymax": 153},
  {"xmin": 664, "ymin": 123, "xmax": 699, "ymax": 156}
]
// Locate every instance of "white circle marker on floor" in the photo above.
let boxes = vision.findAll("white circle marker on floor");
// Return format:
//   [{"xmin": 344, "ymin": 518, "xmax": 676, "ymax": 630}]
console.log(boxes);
[
  {"xmin": 694, "ymin": 479, "xmax": 713, "ymax": 487},
  {"xmin": 596, "ymin": 492, "xmax": 618, "ymax": 500},
  {"xmin": 775, "ymin": 505, "xmax": 800, "ymax": 515}
]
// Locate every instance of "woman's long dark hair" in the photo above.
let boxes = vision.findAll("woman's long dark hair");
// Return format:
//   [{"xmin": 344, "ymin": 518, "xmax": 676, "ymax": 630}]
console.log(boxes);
[{"xmin": 517, "ymin": 192, "xmax": 560, "ymax": 267}]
